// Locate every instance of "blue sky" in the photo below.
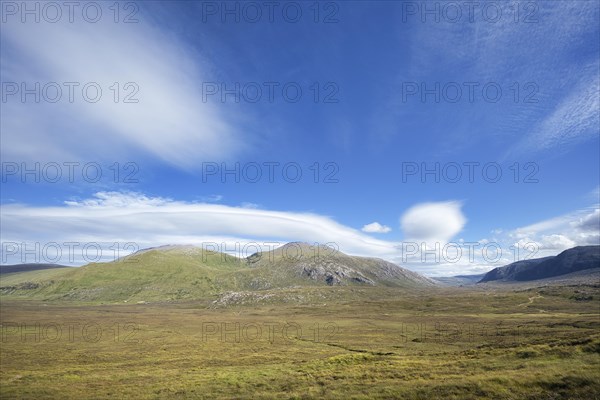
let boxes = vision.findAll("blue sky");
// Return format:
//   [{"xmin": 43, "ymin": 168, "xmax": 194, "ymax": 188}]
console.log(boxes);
[{"xmin": 1, "ymin": 1, "xmax": 599, "ymax": 275}]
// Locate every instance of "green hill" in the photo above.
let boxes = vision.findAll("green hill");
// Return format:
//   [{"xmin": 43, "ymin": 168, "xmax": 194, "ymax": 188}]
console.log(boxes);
[
  {"xmin": 0, "ymin": 243, "xmax": 434, "ymax": 303},
  {"xmin": 0, "ymin": 267, "xmax": 75, "ymax": 287}
]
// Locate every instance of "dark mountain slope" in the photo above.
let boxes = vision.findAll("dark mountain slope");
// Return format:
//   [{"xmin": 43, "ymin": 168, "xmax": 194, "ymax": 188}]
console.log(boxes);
[
  {"xmin": 0, "ymin": 263, "xmax": 72, "ymax": 275},
  {"xmin": 479, "ymin": 246, "xmax": 600, "ymax": 283}
]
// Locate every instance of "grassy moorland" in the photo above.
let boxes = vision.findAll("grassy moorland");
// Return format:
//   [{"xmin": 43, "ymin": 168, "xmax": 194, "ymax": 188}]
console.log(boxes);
[{"xmin": 1, "ymin": 283, "xmax": 599, "ymax": 399}]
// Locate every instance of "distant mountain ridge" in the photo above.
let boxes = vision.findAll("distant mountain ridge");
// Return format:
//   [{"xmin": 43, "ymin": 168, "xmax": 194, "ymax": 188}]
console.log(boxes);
[
  {"xmin": 432, "ymin": 273, "xmax": 486, "ymax": 286},
  {"xmin": 479, "ymin": 246, "xmax": 600, "ymax": 283},
  {"xmin": 0, "ymin": 263, "xmax": 72, "ymax": 275}
]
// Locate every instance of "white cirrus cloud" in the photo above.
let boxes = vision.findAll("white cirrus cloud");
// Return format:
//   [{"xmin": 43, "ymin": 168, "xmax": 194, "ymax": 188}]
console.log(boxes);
[
  {"xmin": 513, "ymin": 65, "xmax": 600, "ymax": 155},
  {"xmin": 0, "ymin": 8, "xmax": 246, "ymax": 170},
  {"xmin": 361, "ymin": 222, "xmax": 391, "ymax": 233}
]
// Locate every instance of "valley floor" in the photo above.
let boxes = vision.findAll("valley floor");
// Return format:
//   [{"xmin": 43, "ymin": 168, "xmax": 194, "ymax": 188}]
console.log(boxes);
[{"xmin": 1, "ymin": 285, "xmax": 599, "ymax": 399}]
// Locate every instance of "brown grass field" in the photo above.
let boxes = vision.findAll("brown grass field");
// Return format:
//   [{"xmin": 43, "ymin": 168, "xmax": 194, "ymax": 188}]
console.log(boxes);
[{"xmin": 1, "ymin": 284, "xmax": 599, "ymax": 399}]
